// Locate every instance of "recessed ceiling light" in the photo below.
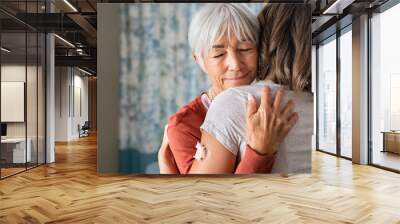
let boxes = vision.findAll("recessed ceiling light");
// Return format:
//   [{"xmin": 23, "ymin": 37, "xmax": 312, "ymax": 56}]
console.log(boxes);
[
  {"xmin": 1, "ymin": 47, "xmax": 11, "ymax": 53},
  {"xmin": 323, "ymin": 0, "xmax": 354, "ymax": 15},
  {"xmin": 54, "ymin": 34, "xmax": 75, "ymax": 48},
  {"xmin": 77, "ymin": 67, "xmax": 93, "ymax": 76},
  {"xmin": 63, "ymin": 0, "xmax": 78, "ymax": 12}
]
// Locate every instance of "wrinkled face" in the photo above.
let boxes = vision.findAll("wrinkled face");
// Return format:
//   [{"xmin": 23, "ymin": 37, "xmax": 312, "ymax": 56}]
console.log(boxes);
[{"xmin": 195, "ymin": 35, "xmax": 258, "ymax": 94}]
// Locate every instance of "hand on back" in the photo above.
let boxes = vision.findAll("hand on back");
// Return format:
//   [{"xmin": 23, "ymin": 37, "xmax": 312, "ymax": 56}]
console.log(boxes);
[{"xmin": 246, "ymin": 87, "xmax": 298, "ymax": 156}]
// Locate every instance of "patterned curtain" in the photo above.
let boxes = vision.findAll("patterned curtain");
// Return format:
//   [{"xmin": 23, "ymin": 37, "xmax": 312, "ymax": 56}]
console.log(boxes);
[{"xmin": 119, "ymin": 3, "xmax": 264, "ymax": 174}]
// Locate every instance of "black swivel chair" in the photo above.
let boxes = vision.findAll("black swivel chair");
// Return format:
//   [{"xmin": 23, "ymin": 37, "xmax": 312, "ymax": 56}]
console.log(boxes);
[{"xmin": 79, "ymin": 121, "xmax": 90, "ymax": 138}]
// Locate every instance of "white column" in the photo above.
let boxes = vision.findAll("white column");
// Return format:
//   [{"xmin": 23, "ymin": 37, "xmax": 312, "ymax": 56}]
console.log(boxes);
[
  {"xmin": 352, "ymin": 14, "xmax": 369, "ymax": 164},
  {"xmin": 46, "ymin": 33, "xmax": 55, "ymax": 163},
  {"xmin": 45, "ymin": 0, "xmax": 56, "ymax": 163}
]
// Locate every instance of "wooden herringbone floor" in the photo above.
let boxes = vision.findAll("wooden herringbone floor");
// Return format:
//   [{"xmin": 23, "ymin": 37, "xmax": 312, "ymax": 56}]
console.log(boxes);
[{"xmin": 0, "ymin": 134, "xmax": 400, "ymax": 224}]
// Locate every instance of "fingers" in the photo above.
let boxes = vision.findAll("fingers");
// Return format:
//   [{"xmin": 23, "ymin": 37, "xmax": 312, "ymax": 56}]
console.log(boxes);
[
  {"xmin": 281, "ymin": 100, "xmax": 295, "ymax": 121},
  {"xmin": 246, "ymin": 93, "xmax": 257, "ymax": 119},
  {"xmin": 273, "ymin": 88, "xmax": 285, "ymax": 114},
  {"xmin": 282, "ymin": 112, "xmax": 299, "ymax": 137},
  {"xmin": 260, "ymin": 87, "xmax": 271, "ymax": 110},
  {"xmin": 288, "ymin": 112, "xmax": 299, "ymax": 127}
]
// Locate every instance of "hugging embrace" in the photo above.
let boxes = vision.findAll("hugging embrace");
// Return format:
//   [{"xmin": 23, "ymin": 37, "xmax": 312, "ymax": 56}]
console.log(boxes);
[{"xmin": 158, "ymin": 3, "xmax": 312, "ymax": 174}]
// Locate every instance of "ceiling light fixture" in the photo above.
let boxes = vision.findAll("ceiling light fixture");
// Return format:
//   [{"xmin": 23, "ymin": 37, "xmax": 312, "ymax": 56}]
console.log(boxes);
[
  {"xmin": 63, "ymin": 0, "xmax": 78, "ymax": 12},
  {"xmin": 78, "ymin": 67, "xmax": 93, "ymax": 76},
  {"xmin": 76, "ymin": 48, "xmax": 85, "ymax": 55},
  {"xmin": 323, "ymin": 0, "xmax": 355, "ymax": 15},
  {"xmin": 1, "ymin": 47, "xmax": 11, "ymax": 53},
  {"xmin": 54, "ymin": 34, "xmax": 75, "ymax": 48}
]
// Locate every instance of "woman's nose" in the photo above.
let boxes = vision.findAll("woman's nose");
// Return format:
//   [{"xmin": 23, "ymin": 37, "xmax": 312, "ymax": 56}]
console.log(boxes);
[{"xmin": 226, "ymin": 51, "xmax": 242, "ymax": 71}]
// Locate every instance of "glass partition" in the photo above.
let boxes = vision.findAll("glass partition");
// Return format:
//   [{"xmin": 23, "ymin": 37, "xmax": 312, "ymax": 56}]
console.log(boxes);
[
  {"xmin": 0, "ymin": 1, "xmax": 46, "ymax": 179},
  {"xmin": 317, "ymin": 35, "xmax": 337, "ymax": 155},
  {"xmin": 1, "ymin": 30, "xmax": 28, "ymax": 178}
]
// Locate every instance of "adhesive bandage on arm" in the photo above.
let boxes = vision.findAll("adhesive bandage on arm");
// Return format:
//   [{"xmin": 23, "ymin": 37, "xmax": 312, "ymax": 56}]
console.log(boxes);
[{"xmin": 194, "ymin": 142, "xmax": 207, "ymax": 160}]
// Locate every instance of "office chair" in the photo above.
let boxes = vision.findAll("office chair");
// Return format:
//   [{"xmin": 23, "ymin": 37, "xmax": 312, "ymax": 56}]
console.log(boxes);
[{"xmin": 79, "ymin": 121, "xmax": 90, "ymax": 138}]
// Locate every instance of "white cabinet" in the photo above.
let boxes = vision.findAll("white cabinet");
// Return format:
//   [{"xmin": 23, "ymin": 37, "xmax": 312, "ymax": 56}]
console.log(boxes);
[{"xmin": 1, "ymin": 138, "xmax": 32, "ymax": 163}]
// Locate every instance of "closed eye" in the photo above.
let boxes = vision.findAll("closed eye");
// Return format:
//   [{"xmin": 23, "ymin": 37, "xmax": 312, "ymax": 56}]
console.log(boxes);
[
  {"xmin": 213, "ymin": 53, "xmax": 224, "ymax": 58},
  {"xmin": 239, "ymin": 48, "xmax": 252, "ymax": 52}
]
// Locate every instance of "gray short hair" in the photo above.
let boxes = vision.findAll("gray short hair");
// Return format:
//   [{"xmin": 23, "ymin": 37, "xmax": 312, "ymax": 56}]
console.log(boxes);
[{"xmin": 188, "ymin": 3, "xmax": 260, "ymax": 61}]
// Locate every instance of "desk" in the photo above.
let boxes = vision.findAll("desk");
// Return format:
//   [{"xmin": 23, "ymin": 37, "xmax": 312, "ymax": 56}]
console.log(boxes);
[
  {"xmin": 1, "ymin": 138, "xmax": 31, "ymax": 163},
  {"xmin": 381, "ymin": 131, "xmax": 400, "ymax": 154}
]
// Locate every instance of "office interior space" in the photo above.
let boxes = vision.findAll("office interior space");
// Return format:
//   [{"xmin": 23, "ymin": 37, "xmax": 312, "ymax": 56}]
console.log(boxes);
[
  {"xmin": 0, "ymin": 0, "xmax": 97, "ymax": 179},
  {"xmin": 1, "ymin": 0, "xmax": 400, "ymax": 223}
]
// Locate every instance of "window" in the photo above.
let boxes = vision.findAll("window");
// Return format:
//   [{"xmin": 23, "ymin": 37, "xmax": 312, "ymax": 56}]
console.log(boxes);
[
  {"xmin": 339, "ymin": 27, "xmax": 352, "ymax": 158},
  {"xmin": 317, "ymin": 35, "xmax": 337, "ymax": 155},
  {"xmin": 370, "ymin": 2, "xmax": 400, "ymax": 171}
]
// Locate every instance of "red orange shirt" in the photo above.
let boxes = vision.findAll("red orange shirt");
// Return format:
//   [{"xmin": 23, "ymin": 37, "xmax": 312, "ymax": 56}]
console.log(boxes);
[{"xmin": 167, "ymin": 95, "xmax": 275, "ymax": 174}]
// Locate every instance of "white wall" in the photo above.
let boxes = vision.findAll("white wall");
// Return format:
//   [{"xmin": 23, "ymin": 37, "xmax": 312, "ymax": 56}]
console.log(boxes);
[
  {"xmin": 73, "ymin": 73, "xmax": 89, "ymax": 137},
  {"xmin": 1, "ymin": 66, "xmax": 26, "ymax": 136},
  {"xmin": 1, "ymin": 82, "xmax": 25, "ymax": 122},
  {"xmin": 55, "ymin": 67, "xmax": 89, "ymax": 141},
  {"xmin": 55, "ymin": 66, "xmax": 69, "ymax": 141},
  {"xmin": 1, "ymin": 63, "xmax": 47, "ymax": 163},
  {"xmin": 1, "ymin": 65, "xmax": 37, "ymax": 138}
]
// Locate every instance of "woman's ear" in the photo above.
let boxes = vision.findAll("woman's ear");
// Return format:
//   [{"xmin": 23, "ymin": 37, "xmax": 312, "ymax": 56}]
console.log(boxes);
[
  {"xmin": 192, "ymin": 52, "xmax": 207, "ymax": 74},
  {"xmin": 192, "ymin": 52, "xmax": 198, "ymax": 62}
]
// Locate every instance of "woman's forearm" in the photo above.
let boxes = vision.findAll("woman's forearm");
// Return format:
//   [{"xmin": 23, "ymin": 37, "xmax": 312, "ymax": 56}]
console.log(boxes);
[{"xmin": 234, "ymin": 145, "xmax": 276, "ymax": 174}]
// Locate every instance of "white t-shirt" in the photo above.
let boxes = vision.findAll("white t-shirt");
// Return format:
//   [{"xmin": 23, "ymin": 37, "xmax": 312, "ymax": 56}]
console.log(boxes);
[{"xmin": 200, "ymin": 81, "xmax": 313, "ymax": 173}]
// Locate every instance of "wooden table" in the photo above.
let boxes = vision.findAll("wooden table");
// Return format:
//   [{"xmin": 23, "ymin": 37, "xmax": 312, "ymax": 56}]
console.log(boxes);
[{"xmin": 381, "ymin": 131, "xmax": 400, "ymax": 154}]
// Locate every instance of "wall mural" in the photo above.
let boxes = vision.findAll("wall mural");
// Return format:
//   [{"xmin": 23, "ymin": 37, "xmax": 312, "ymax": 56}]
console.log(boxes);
[{"xmin": 119, "ymin": 3, "xmax": 264, "ymax": 173}]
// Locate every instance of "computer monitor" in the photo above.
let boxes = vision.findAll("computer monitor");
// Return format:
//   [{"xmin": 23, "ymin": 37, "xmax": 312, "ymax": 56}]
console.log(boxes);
[{"xmin": 1, "ymin": 123, "xmax": 7, "ymax": 137}]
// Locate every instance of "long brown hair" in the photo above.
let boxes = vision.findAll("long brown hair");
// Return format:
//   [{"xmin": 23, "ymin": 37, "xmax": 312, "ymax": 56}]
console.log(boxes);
[{"xmin": 257, "ymin": 4, "xmax": 311, "ymax": 91}]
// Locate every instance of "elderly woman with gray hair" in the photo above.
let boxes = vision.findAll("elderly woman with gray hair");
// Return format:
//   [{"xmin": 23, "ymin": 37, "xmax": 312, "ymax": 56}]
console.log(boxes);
[
  {"xmin": 158, "ymin": 3, "xmax": 298, "ymax": 174},
  {"xmin": 203, "ymin": 4, "xmax": 313, "ymax": 174}
]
